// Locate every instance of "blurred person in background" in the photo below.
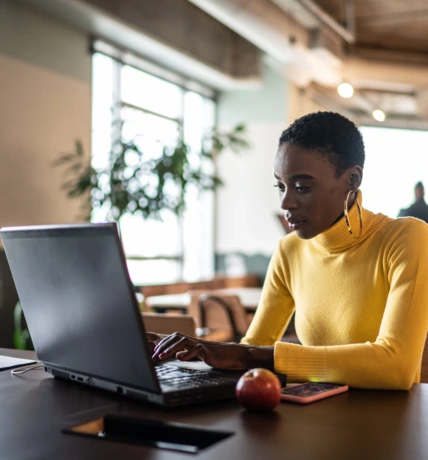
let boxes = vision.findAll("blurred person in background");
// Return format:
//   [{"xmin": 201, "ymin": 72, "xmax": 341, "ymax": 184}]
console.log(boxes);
[{"xmin": 398, "ymin": 182, "xmax": 428, "ymax": 223}]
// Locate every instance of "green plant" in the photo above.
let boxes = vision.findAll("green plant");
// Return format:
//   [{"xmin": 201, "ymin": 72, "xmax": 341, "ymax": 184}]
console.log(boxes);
[{"xmin": 54, "ymin": 121, "xmax": 249, "ymax": 221}]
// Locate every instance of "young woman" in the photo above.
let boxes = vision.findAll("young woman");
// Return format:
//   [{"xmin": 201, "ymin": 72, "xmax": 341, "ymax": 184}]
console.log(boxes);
[{"xmin": 150, "ymin": 111, "xmax": 428, "ymax": 390}]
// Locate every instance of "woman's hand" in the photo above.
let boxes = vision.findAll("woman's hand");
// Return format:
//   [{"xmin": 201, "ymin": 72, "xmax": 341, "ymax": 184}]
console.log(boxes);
[
  {"xmin": 151, "ymin": 333, "xmax": 275, "ymax": 371},
  {"xmin": 146, "ymin": 332, "xmax": 167, "ymax": 355}
]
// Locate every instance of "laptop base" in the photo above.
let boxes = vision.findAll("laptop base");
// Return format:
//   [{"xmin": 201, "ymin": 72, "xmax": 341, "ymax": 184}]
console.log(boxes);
[{"xmin": 46, "ymin": 364, "xmax": 240, "ymax": 407}]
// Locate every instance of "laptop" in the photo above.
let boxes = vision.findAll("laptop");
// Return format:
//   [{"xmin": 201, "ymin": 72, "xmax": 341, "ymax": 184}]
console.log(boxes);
[{"xmin": 0, "ymin": 223, "xmax": 266, "ymax": 407}]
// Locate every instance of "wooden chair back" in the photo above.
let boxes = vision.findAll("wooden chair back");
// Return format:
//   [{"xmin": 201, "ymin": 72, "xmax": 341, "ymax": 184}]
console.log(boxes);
[
  {"xmin": 188, "ymin": 290, "xmax": 250, "ymax": 342},
  {"xmin": 141, "ymin": 313, "xmax": 196, "ymax": 338}
]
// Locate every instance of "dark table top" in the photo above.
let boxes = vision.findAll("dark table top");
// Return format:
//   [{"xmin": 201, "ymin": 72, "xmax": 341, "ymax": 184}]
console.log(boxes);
[{"xmin": 1, "ymin": 348, "xmax": 427, "ymax": 460}]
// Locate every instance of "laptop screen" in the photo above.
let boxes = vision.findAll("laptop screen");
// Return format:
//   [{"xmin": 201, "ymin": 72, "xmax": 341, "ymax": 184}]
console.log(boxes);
[{"xmin": 0, "ymin": 224, "xmax": 159, "ymax": 393}]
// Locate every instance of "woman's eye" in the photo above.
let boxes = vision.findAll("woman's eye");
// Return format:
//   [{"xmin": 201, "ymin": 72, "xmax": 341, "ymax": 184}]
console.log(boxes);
[
  {"xmin": 274, "ymin": 184, "xmax": 285, "ymax": 192},
  {"xmin": 296, "ymin": 186, "xmax": 309, "ymax": 193}
]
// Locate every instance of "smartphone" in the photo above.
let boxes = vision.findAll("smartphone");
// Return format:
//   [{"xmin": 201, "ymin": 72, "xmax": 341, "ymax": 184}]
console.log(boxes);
[{"xmin": 280, "ymin": 382, "xmax": 349, "ymax": 404}]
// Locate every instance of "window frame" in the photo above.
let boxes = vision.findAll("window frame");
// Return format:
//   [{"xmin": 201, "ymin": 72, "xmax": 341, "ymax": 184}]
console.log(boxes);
[{"xmin": 91, "ymin": 42, "xmax": 217, "ymax": 283}]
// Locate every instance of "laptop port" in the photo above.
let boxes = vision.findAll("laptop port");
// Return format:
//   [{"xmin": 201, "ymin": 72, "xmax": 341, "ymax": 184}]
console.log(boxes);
[
  {"xmin": 71, "ymin": 375, "xmax": 75, "ymax": 379},
  {"xmin": 77, "ymin": 377, "xmax": 83, "ymax": 382},
  {"xmin": 117, "ymin": 386, "xmax": 123, "ymax": 394}
]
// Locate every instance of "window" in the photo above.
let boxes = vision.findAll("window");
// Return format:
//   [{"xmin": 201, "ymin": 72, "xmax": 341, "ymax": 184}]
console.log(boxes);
[
  {"xmin": 360, "ymin": 126, "xmax": 428, "ymax": 218},
  {"xmin": 92, "ymin": 51, "xmax": 216, "ymax": 285}
]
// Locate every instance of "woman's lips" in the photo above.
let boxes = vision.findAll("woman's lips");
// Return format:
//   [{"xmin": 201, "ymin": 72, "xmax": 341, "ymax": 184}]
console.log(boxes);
[{"xmin": 286, "ymin": 217, "xmax": 306, "ymax": 230}]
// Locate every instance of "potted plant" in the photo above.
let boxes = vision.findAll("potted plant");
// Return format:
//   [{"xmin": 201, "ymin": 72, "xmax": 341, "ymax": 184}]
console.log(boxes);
[{"xmin": 54, "ymin": 120, "xmax": 250, "ymax": 223}]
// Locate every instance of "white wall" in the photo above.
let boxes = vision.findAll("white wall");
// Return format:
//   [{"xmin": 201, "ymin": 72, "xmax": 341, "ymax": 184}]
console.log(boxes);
[
  {"xmin": 0, "ymin": 0, "xmax": 91, "ymax": 243},
  {"xmin": 216, "ymin": 63, "xmax": 289, "ymax": 255},
  {"xmin": 216, "ymin": 69, "xmax": 330, "ymax": 256},
  {"xmin": 361, "ymin": 126, "xmax": 428, "ymax": 218}
]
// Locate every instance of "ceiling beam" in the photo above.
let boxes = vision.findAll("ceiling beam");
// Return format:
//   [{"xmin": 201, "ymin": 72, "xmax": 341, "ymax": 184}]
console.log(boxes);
[
  {"xmin": 345, "ymin": 56, "xmax": 428, "ymax": 89},
  {"xmin": 21, "ymin": 0, "xmax": 263, "ymax": 90},
  {"xmin": 293, "ymin": 0, "xmax": 355, "ymax": 43},
  {"xmin": 83, "ymin": 0, "xmax": 262, "ymax": 80},
  {"xmin": 358, "ymin": 9, "xmax": 428, "ymax": 27},
  {"xmin": 188, "ymin": 0, "xmax": 310, "ymax": 62},
  {"xmin": 351, "ymin": 47, "xmax": 428, "ymax": 67}
]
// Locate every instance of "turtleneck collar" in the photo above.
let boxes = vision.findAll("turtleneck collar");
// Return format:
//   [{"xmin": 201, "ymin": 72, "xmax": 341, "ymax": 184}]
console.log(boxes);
[{"xmin": 311, "ymin": 190, "xmax": 380, "ymax": 253}]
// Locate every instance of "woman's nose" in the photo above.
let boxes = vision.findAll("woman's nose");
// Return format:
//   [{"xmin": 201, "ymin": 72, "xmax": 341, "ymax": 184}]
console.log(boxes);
[{"xmin": 280, "ymin": 190, "xmax": 298, "ymax": 210}]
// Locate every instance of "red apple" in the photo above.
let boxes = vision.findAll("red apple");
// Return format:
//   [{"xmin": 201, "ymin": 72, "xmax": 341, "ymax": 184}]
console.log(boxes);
[{"xmin": 236, "ymin": 368, "xmax": 282, "ymax": 411}]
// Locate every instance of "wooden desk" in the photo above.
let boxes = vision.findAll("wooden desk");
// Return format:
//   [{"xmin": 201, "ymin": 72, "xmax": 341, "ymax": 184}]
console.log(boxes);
[
  {"xmin": 2, "ymin": 348, "xmax": 428, "ymax": 459},
  {"xmin": 146, "ymin": 287, "xmax": 262, "ymax": 313}
]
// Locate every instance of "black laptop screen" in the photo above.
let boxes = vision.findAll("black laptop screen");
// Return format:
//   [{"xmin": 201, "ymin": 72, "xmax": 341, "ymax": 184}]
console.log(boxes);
[{"xmin": 1, "ymin": 224, "xmax": 159, "ymax": 393}]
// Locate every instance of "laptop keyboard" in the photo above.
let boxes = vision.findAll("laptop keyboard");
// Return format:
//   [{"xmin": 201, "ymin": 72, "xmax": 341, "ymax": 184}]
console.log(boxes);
[{"xmin": 155, "ymin": 363, "xmax": 235, "ymax": 389}]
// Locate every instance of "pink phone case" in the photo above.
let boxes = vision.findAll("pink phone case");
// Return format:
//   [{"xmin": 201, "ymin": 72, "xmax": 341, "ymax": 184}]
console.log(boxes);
[{"xmin": 280, "ymin": 382, "xmax": 349, "ymax": 404}]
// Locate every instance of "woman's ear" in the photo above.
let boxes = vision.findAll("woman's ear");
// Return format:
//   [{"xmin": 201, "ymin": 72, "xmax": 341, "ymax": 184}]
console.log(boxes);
[{"xmin": 349, "ymin": 166, "xmax": 363, "ymax": 191}]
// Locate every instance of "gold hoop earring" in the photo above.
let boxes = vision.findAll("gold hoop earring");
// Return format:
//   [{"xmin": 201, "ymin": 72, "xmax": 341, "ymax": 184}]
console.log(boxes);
[{"xmin": 344, "ymin": 190, "xmax": 363, "ymax": 237}]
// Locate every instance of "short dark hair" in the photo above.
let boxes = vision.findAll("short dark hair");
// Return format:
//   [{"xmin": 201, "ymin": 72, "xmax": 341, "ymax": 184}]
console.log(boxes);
[{"xmin": 279, "ymin": 112, "xmax": 365, "ymax": 176}]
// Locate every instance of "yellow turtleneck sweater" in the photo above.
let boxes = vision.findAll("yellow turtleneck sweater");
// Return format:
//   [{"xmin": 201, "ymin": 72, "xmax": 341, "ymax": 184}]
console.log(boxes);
[{"xmin": 241, "ymin": 193, "xmax": 428, "ymax": 390}]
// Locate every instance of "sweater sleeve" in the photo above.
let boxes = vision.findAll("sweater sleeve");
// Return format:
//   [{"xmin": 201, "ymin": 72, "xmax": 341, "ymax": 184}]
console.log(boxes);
[
  {"xmin": 274, "ymin": 221, "xmax": 428, "ymax": 390},
  {"xmin": 241, "ymin": 240, "xmax": 295, "ymax": 346}
]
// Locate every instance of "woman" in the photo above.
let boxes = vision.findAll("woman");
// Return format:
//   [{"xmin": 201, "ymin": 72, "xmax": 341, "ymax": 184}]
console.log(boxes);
[{"xmin": 150, "ymin": 111, "xmax": 428, "ymax": 390}]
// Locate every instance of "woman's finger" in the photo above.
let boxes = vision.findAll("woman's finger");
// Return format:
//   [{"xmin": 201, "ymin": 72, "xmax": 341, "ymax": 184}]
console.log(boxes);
[
  {"xmin": 156, "ymin": 336, "xmax": 193, "ymax": 360},
  {"xmin": 153, "ymin": 335, "xmax": 193, "ymax": 360},
  {"xmin": 153, "ymin": 333, "xmax": 184, "ymax": 356},
  {"xmin": 176, "ymin": 343, "xmax": 205, "ymax": 361},
  {"xmin": 146, "ymin": 332, "xmax": 164, "ymax": 354},
  {"xmin": 146, "ymin": 332, "xmax": 161, "ymax": 343}
]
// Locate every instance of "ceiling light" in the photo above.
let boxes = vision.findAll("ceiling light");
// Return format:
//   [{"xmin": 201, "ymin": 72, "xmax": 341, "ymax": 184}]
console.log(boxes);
[
  {"xmin": 372, "ymin": 109, "xmax": 386, "ymax": 122},
  {"xmin": 337, "ymin": 82, "xmax": 354, "ymax": 98}
]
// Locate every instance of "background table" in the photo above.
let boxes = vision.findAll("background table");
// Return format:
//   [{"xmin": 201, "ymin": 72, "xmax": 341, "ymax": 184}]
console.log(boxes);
[
  {"xmin": 2, "ymin": 348, "xmax": 428, "ymax": 459},
  {"xmin": 145, "ymin": 287, "xmax": 262, "ymax": 313}
]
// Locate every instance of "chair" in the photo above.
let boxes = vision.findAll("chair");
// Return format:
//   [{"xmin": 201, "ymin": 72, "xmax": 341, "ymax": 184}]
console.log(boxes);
[
  {"xmin": 141, "ymin": 313, "xmax": 197, "ymax": 338},
  {"xmin": 188, "ymin": 291, "xmax": 251, "ymax": 342}
]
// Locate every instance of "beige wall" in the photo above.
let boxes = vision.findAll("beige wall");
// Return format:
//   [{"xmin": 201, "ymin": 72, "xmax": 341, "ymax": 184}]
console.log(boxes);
[
  {"xmin": 0, "ymin": 0, "xmax": 92, "ymax": 245},
  {"xmin": 0, "ymin": 54, "xmax": 91, "ymax": 227}
]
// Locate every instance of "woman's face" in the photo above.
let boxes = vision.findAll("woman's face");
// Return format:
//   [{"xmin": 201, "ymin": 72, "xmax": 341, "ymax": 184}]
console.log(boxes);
[{"xmin": 274, "ymin": 143, "xmax": 359, "ymax": 239}]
